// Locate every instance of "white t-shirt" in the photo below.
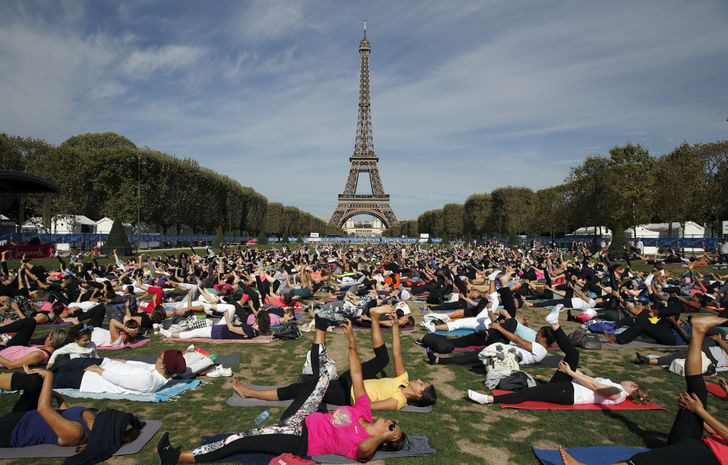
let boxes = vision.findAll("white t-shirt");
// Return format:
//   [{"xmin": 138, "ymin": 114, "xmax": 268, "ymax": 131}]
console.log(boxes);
[
  {"xmin": 90, "ymin": 327, "xmax": 121, "ymax": 347},
  {"xmin": 510, "ymin": 341, "xmax": 547, "ymax": 365},
  {"xmin": 571, "ymin": 297, "xmax": 596, "ymax": 310},
  {"xmin": 79, "ymin": 359, "xmax": 169, "ymax": 394},
  {"xmin": 571, "ymin": 377, "xmax": 627, "ymax": 405},
  {"xmin": 709, "ymin": 346, "xmax": 728, "ymax": 368},
  {"xmin": 68, "ymin": 301, "xmax": 100, "ymax": 311}
]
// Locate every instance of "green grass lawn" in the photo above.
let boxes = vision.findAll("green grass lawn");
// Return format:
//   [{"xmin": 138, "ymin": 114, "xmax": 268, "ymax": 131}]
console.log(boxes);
[
  {"xmin": 1, "ymin": 258, "xmax": 727, "ymax": 464},
  {"xmin": 2, "ymin": 302, "xmax": 728, "ymax": 465}
]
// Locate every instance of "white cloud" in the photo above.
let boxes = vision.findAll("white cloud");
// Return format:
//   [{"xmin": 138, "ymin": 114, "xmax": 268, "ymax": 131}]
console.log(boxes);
[
  {"xmin": 230, "ymin": 0, "xmax": 304, "ymax": 41},
  {"xmin": 121, "ymin": 45, "xmax": 206, "ymax": 78}
]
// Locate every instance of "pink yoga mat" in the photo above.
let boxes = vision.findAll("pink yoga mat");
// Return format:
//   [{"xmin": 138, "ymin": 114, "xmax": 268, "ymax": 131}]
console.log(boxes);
[
  {"xmin": 708, "ymin": 383, "xmax": 727, "ymax": 400},
  {"xmin": 97, "ymin": 339, "xmax": 150, "ymax": 351},
  {"xmin": 453, "ymin": 345, "xmax": 484, "ymax": 352},
  {"xmin": 163, "ymin": 336, "xmax": 272, "ymax": 344},
  {"xmin": 491, "ymin": 390, "xmax": 666, "ymax": 411}
]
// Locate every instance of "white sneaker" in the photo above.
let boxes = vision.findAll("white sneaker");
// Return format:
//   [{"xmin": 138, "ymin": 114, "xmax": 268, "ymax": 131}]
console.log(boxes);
[
  {"xmin": 545, "ymin": 304, "xmax": 565, "ymax": 325},
  {"xmin": 159, "ymin": 328, "xmax": 172, "ymax": 338},
  {"xmin": 487, "ymin": 270, "xmax": 501, "ymax": 281},
  {"xmin": 420, "ymin": 320, "xmax": 436, "ymax": 333},
  {"xmin": 206, "ymin": 365, "xmax": 229, "ymax": 378},
  {"xmin": 468, "ymin": 389, "xmax": 493, "ymax": 405}
]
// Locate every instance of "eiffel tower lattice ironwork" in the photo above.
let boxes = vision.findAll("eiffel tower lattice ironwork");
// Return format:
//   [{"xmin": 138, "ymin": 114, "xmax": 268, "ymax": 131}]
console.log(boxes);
[{"xmin": 329, "ymin": 22, "xmax": 398, "ymax": 230}]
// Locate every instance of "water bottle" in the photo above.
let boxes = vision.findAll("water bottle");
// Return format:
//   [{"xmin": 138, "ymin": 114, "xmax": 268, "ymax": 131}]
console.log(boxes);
[{"xmin": 253, "ymin": 410, "xmax": 271, "ymax": 426}]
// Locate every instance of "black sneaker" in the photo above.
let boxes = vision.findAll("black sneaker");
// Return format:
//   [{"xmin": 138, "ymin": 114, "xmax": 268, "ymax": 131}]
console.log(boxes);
[{"xmin": 635, "ymin": 352, "xmax": 650, "ymax": 365}]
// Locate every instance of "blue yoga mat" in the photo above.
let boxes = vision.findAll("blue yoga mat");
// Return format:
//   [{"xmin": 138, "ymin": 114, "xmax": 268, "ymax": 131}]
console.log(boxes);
[
  {"xmin": 54, "ymin": 379, "xmax": 203, "ymax": 402},
  {"xmin": 533, "ymin": 446, "xmax": 647, "ymax": 465},
  {"xmin": 434, "ymin": 329, "xmax": 474, "ymax": 336}
]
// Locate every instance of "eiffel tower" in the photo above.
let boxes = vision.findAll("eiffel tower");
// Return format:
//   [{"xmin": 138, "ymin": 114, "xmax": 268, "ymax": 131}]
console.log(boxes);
[{"xmin": 329, "ymin": 21, "xmax": 398, "ymax": 230}]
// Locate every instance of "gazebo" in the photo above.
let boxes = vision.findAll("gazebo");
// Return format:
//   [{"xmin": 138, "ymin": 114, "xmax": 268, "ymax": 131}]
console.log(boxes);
[{"xmin": 0, "ymin": 170, "xmax": 60, "ymax": 232}]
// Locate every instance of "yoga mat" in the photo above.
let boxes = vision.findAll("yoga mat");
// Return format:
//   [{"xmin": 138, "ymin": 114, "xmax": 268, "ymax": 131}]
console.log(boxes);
[
  {"xmin": 0, "ymin": 420, "xmax": 162, "ymax": 458},
  {"xmin": 533, "ymin": 446, "xmax": 647, "ymax": 465},
  {"xmin": 434, "ymin": 329, "xmax": 474, "ymax": 336},
  {"xmin": 491, "ymin": 390, "xmax": 667, "ymax": 411},
  {"xmin": 707, "ymin": 383, "xmax": 727, "ymax": 400},
  {"xmin": 312, "ymin": 435, "xmax": 435, "ymax": 463},
  {"xmin": 199, "ymin": 434, "xmax": 435, "ymax": 464},
  {"xmin": 533, "ymin": 354, "xmax": 563, "ymax": 369},
  {"xmin": 97, "ymin": 338, "xmax": 150, "ymax": 350},
  {"xmin": 354, "ymin": 325, "xmax": 414, "ymax": 332},
  {"xmin": 164, "ymin": 336, "xmax": 273, "ymax": 344},
  {"xmin": 123, "ymin": 353, "xmax": 242, "ymax": 368},
  {"xmin": 453, "ymin": 345, "xmax": 484, "ymax": 352},
  {"xmin": 226, "ymin": 385, "xmax": 433, "ymax": 413},
  {"xmin": 605, "ymin": 340, "xmax": 688, "ymax": 349},
  {"xmin": 54, "ymin": 379, "xmax": 203, "ymax": 402}
]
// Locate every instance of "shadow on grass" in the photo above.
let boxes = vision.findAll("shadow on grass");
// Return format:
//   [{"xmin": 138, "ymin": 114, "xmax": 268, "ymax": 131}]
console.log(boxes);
[{"xmin": 600, "ymin": 409, "xmax": 668, "ymax": 448}]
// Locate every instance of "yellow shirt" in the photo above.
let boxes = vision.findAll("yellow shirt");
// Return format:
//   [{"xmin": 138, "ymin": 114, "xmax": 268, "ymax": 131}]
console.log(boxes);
[{"xmin": 351, "ymin": 372, "xmax": 409, "ymax": 410}]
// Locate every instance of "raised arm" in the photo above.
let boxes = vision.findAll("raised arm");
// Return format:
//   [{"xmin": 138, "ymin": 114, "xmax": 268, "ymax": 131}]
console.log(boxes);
[
  {"xmin": 24, "ymin": 367, "xmax": 85, "ymax": 445},
  {"xmin": 341, "ymin": 321, "xmax": 365, "ymax": 399},
  {"xmin": 489, "ymin": 320, "xmax": 533, "ymax": 353},
  {"xmin": 559, "ymin": 362, "xmax": 623, "ymax": 400},
  {"xmin": 389, "ymin": 308, "xmax": 406, "ymax": 377}
]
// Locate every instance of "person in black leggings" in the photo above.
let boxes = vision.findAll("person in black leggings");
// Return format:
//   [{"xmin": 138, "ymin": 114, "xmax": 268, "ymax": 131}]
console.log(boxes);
[
  {"xmin": 424, "ymin": 317, "xmax": 555, "ymax": 367},
  {"xmin": 468, "ymin": 307, "xmax": 649, "ymax": 406},
  {"xmin": 0, "ymin": 317, "xmax": 39, "ymax": 347},
  {"xmin": 157, "ymin": 317, "xmax": 406, "ymax": 464},
  {"xmin": 234, "ymin": 306, "xmax": 436, "ymax": 410},
  {"xmin": 558, "ymin": 315, "xmax": 728, "ymax": 465}
]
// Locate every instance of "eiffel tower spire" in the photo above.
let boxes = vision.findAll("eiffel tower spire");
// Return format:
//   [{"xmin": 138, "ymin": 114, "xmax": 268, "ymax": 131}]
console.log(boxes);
[
  {"xmin": 329, "ymin": 22, "xmax": 397, "ymax": 231},
  {"xmin": 354, "ymin": 20, "xmax": 374, "ymax": 159}
]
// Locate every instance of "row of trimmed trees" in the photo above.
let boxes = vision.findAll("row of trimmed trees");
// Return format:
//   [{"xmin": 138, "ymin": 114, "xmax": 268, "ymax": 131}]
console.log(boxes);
[
  {"xmin": 0, "ymin": 132, "xmax": 341, "ymax": 237},
  {"xmin": 384, "ymin": 141, "xmax": 728, "ymax": 240}
]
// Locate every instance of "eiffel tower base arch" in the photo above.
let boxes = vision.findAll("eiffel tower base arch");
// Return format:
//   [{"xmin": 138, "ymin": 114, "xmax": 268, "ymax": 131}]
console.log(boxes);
[{"xmin": 329, "ymin": 196, "xmax": 398, "ymax": 230}]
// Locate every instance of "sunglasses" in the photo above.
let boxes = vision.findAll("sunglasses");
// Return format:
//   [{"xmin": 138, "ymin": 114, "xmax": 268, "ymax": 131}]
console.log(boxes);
[{"xmin": 388, "ymin": 421, "xmax": 399, "ymax": 432}]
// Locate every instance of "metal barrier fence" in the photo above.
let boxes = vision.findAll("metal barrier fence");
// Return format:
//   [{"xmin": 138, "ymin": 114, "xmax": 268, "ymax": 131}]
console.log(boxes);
[{"xmin": 0, "ymin": 233, "xmax": 720, "ymax": 248}]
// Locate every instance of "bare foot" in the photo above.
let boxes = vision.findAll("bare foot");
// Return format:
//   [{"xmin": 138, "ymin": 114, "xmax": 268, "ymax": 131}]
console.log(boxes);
[
  {"xmin": 559, "ymin": 448, "xmax": 586, "ymax": 465},
  {"xmin": 719, "ymin": 378, "xmax": 728, "ymax": 396},
  {"xmin": 232, "ymin": 379, "xmax": 251, "ymax": 398},
  {"xmin": 691, "ymin": 316, "xmax": 728, "ymax": 334},
  {"xmin": 603, "ymin": 332, "xmax": 617, "ymax": 344}
]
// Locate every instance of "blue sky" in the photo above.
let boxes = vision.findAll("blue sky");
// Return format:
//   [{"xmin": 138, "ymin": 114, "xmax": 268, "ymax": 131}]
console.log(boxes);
[{"xmin": 1, "ymin": 0, "xmax": 727, "ymax": 221}]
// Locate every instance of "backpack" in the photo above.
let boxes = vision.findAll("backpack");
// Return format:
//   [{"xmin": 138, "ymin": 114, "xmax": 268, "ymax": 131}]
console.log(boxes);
[
  {"xmin": 496, "ymin": 370, "xmax": 536, "ymax": 391},
  {"xmin": 569, "ymin": 328, "xmax": 602, "ymax": 350},
  {"xmin": 273, "ymin": 322, "xmax": 301, "ymax": 340}
]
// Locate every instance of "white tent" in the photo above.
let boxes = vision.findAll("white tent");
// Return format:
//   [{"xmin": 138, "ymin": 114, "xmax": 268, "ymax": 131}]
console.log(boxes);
[
  {"xmin": 642, "ymin": 221, "xmax": 705, "ymax": 238},
  {"xmin": 625, "ymin": 226, "xmax": 659, "ymax": 255},
  {"xmin": 95, "ymin": 217, "xmax": 132, "ymax": 234},
  {"xmin": 22, "ymin": 215, "xmax": 97, "ymax": 234},
  {"xmin": 568, "ymin": 226, "xmax": 612, "ymax": 237},
  {"xmin": 625, "ymin": 226, "xmax": 659, "ymax": 239}
]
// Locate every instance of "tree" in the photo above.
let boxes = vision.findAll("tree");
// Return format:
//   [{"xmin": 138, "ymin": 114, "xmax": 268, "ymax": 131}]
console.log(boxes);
[
  {"xmin": 607, "ymin": 144, "xmax": 656, "ymax": 235},
  {"xmin": 488, "ymin": 187, "xmax": 536, "ymax": 237},
  {"xmin": 534, "ymin": 185, "xmax": 569, "ymax": 237},
  {"xmin": 442, "ymin": 203, "xmax": 464, "ymax": 239},
  {"xmin": 695, "ymin": 140, "xmax": 728, "ymax": 235},
  {"xmin": 463, "ymin": 194, "xmax": 490, "ymax": 239},
  {"xmin": 102, "ymin": 218, "xmax": 132, "ymax": 256},
  {"xmin": 565, "ymin": 156, "xmax": 612, "ymax": 235},
  {"xmin": 652, "ymin": 144, "xmax": 705, "ymax": 236}
]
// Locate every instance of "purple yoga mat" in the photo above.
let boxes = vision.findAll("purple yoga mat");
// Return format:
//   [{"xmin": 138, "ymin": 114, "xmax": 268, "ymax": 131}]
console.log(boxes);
[{"xmin": 0, "ymin": 420, "xmax": 161, "ymax": 458}]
